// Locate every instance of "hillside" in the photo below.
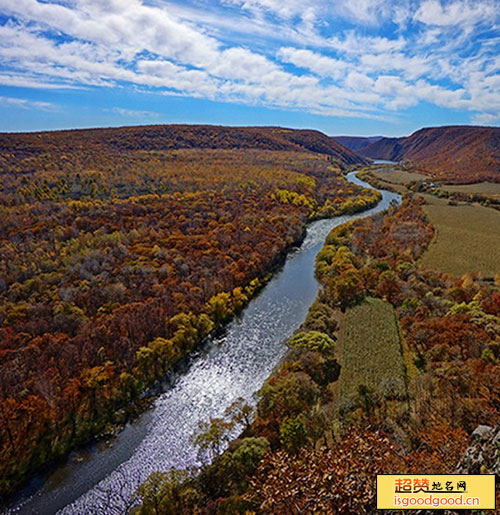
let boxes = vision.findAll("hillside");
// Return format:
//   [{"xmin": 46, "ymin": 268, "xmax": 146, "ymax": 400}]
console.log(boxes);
[
  {"xmin": 0, "ymin": 125, "xmax": 368, "ymax": 171},
  {"xmin": 360, "ymin": 125, "xmax": 500, "ymax": 183},
  {"xmin": 360, "ymin": 137, "xmax": 402, "ymax": 162},
  {"xmin": 333, "ymin": 135, "xmax": 383, "ymax": 152},
  {"xmin": 143, "ymin": 192, "xmax": 500, "ymax": 513},
  {"xmin": 0, "ymin": 125, "xmax": 375, "ymax": 499}
]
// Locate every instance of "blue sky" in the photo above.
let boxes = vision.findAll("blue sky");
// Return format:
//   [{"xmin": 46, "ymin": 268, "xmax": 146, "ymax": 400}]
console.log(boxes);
[{"xmin": 0, "ymin": 0, "xmax": 498, "ymax": 136}]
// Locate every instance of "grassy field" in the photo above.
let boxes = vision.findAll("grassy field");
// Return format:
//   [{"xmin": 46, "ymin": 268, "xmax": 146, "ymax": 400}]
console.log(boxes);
[
  {"xmin": 338, "ymin": 297, "xmax": 406, "ymax": 415},
  {"xmin": 360, "ymin": 167, "xmax": 428, "ymax": 194},
  {"xmin": 370, "ymin": 169, "xmax": 428, "ymax": 184},
  {"xmin": 439, "ymin": 181, "xmax": 500, "ymax": 198},
  {"xmin": 372, "ymin": 178, "xmax": 409, "ymax": 194},
  {"xmin": 419, "ymin": 193, "xmax": 500, "ymax": 277}
]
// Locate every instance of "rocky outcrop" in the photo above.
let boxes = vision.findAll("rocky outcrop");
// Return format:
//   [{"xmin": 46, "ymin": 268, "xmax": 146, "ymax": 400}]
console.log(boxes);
[{"xmin": 455, "ymin": 424, "xmax": 500, "ymax": 475}]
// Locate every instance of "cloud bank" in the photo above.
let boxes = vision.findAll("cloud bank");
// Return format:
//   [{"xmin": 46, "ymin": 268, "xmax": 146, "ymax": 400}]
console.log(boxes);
[{"xmin": 0, "ymin": 0, "xmax": 498, "ymax": 124}]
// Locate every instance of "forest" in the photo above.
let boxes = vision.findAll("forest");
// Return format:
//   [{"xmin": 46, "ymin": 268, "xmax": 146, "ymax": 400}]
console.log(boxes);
[
  {"xmin": 2, "ymin": 124, "xmax": 498, "ymax": 513},
  {"xmin": 0, "ymin": 126, "xmax": 380, "ymax": 498},
  {"xmin": 133, "ymin": 188, "xmax": 500, "ymax": 513},
  {"xmin": 346, "ymin": 125, "xmax": 500, "ymax": 183}
]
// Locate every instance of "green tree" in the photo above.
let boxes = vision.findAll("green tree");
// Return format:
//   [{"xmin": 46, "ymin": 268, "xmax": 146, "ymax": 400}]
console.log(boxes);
[
  {"xmin": 279, "ymin": 416, "xmax": 306, "ymax": 455},
  {"xmin": 258, "ymin": 372, "xmax": 319, "ymax": 420},
  {"xmin": 194, "ymin": 417, "xmax": 234, "ymax": 464},
  {"xmin": 135, "ymin": 469, "xmax": 195, "ymax": 515},
  {"xmin": 224, "ymin": 397, "xmax": 253, "ymax": 430},
  {"xmin": 229, "ymin": 437, "xmax": 270, "ymax": 478},
  {"xmin": 327, "ymin": 268, "xmax": 364, "ymax": 311},
  {"xmin": 206, "ymin": 292, "xmax": 232, "ymax": 323},
  {"xmin": 287, "ymin": 330, "xmax": 336, "ymax": 356}
]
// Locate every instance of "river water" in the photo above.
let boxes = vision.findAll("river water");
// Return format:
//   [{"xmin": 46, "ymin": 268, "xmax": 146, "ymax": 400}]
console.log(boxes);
[{"xmin": 6, "ymin": 172, "xmax": 400, "ymax": 515}]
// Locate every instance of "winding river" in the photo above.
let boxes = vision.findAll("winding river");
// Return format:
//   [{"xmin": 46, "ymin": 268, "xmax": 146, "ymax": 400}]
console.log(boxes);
[{"xmin": 7, "ymin": 171, "xmax": 400, "ymax": 515}]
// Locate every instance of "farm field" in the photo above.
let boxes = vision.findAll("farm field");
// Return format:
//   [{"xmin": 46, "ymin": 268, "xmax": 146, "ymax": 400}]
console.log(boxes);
[
  {"xmin": 356, "ymin": 168, "xmax": 408, "ymax": 194},
  {"xmin": 370, "ymin": 168, "xmax": 428, "ymax": 184},
  {"xmin": 358, "ymin": 167, "xmax": 428, "ymax": 194},
  {"xmin": 419, "ymin": 193, "xmax": 500, "ymax": 276},
  {"xmin": 439, "ymin": 181, "xmax": 500, "ymax": 198},
  {"xmin": 338, "ymin": 297, "xmax": 406, "ymax": 415}
]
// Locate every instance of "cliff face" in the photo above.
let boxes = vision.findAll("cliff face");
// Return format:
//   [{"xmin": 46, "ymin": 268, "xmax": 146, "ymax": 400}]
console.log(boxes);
[{"xmin": 360, "ymin": 126, "xmax": 500, "ymax": 183}]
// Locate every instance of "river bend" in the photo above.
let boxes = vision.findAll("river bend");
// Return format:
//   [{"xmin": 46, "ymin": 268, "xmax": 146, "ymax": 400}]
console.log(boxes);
[{"xmin": 7, "ymin": 171, "xmax": 400, "ymax": 514}]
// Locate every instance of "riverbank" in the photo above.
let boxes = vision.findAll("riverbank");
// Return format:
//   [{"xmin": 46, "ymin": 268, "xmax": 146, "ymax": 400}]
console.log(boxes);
[
  {"xmin": 142, "ymin": 170, "xmax": 500, "ymax": 512},
  {"xmin": 5, "ymin": 172, "xmax": 389, "ymax": 514},
  {"xmin": 2, "ymin": 222, "xmax": 304, "ymax": 510},
  {"xmin": 357, "ymin": 165, "xmax": 500, "ymax": 277},
  {"xmin": 128, "ymin": 173, "xmax": 408, "ymax": 513}
]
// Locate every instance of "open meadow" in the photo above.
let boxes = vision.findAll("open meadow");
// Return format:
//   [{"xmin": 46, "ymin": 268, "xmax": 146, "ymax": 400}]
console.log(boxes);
[
  {"xmin": 370, "ymin": 168, "xmax": 428, "ymax": 184},
  {"xmin": 439, "ymin": 181, "xmax": 500, "ymax": 198},
  {"xmin": 358, "ymin": 167, "xmax": 428, "ymax": 194}
]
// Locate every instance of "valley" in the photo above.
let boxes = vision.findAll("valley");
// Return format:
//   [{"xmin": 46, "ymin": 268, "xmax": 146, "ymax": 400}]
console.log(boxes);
[
  {"xmin": 1, "ymin": 0, "xmax": 499, "ymax": 511},
  {"xmin": 1, "ymin": 125, "xmax": 499, "ymax": 513}
]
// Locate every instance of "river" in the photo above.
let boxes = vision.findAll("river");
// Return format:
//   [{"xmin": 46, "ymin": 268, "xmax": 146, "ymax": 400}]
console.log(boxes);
[{"xmin": 6, "ymin": 171, "xmax": 400, "ymax": 515}]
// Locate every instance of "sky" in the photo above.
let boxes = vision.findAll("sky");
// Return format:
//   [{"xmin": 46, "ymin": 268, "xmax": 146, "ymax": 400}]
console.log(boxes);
[{"xmin": 0, "ymin": 0, "xmax": 499, "ymax": 136}]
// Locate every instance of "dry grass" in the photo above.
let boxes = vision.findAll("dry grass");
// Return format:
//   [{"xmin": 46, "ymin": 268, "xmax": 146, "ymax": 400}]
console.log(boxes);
[
  {"xmin": 419, "ymin": 193, "xmax": 500, "ymax": 277},
  {"xmin": 338, "ymin": 297, "xmax": 406, "ymax": 415},
  {"xmin": 370, "ymin": 169, "xmax": 428, "ymax": 184},
  {"xmin": 439, "ymin": 182, "xmax": 500, "ymax": 198},
  {"xmin": 378, "ymin": 181, "xmax": 409, "ymax": 195}
]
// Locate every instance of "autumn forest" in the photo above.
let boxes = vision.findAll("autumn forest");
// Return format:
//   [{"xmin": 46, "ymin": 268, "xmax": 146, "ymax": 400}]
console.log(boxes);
[
  {"xmin": 1, "ymin": 124, "xmax": 499, "ymax": 513},
  {"xmin": 0, "ymin": 126, "xmax": 379, "ymax": 499}
]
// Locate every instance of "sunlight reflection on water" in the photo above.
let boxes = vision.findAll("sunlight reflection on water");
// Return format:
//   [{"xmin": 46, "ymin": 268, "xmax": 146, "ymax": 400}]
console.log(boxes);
[{"xmin": 9, "ymin": 173, "xmax": 400, "ymax": 515}]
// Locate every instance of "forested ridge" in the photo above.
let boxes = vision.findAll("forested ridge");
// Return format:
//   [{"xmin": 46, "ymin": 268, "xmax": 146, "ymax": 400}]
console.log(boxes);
[
  {"xmin": 0, "ymin": 125, "xmax": 376, "ymax": 498},
  {"xmin": 137, "ymin": 190, "xmax": 500, "ymax": 513},
  {"xmin": 356, "ymin": 125, "xmax": 500, "ymax": 183},
  {"xmin": 0, "ymin": 124, "xmax": 366, "ymax": 175},
  {"xmin": 333, "ymin": 135, "xmax": 383, "ymax": 152}
]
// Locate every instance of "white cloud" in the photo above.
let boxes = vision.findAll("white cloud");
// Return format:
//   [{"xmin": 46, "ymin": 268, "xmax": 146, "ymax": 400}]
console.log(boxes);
[
  {"xmin": 222, "ymin": 0, "xmax": 320, "ymax": 20},
  {"xmin": 278, "ymin": 47, "xmax": 349, "ymax": 79},
  {"xmin": 345, "ymin": 72, "xmax": 374, "ymax": 91},
  {"xmin": 108, "ymin": 107, "xmax": 160, "ymax": 118},
  {"xmin": 471, "ymin": 112, "xmax": 500, "ymax": 125},
  {"xmin": 334, "ymin": 0, "xmax": 400, "ymax": 24},
  {"xmin": 373, "ymin": 75, "xmax": 406, "ymax": 95},
  {"xmin": 0, "ymin": 0, "xmax": 498, "ymax": 124},
  {"xmin": 361, "ymin": 53, "xmax": 431, "ymax": 80},
  {"xmin": 328, "ymin": 32, "xmax": 407, "ymax": 55},
  {"xmin": 0, "ymin": 0, "xmax": 221, "ymax": 66},
  {"xmin": 414, "ymin": 0, "xmax": 497, "ymax": 27},
  {"xmin": 137, "ymin": 60, "xmax": 219, "ymax": 96},
  {"xmin": 0, "ymin": 72, "xmax": 81, "ymax": 89},
  {"xmin": 226, "ymin": 0, "xmax": 411, "ymax": 26},
  {"xmin": 0, "ymin": 95, "xmax": 55, "ymax": 110}
]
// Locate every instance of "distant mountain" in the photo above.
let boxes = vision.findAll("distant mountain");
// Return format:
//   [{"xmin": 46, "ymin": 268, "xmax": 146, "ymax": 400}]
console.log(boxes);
[
  {"xmin": 359, "ymin": 137, "xmax": 403, "ymax": 162},
  {"xmin": 0, "ymin": 125, "xmax": 368, "ymax": 168},
  {"xmin": 359, "ymin": 126, "xmax": 500, "ymax": 183},
  {"xmin": 333, "ymin": 136, "xmax": 383, "ymax": 152}
]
